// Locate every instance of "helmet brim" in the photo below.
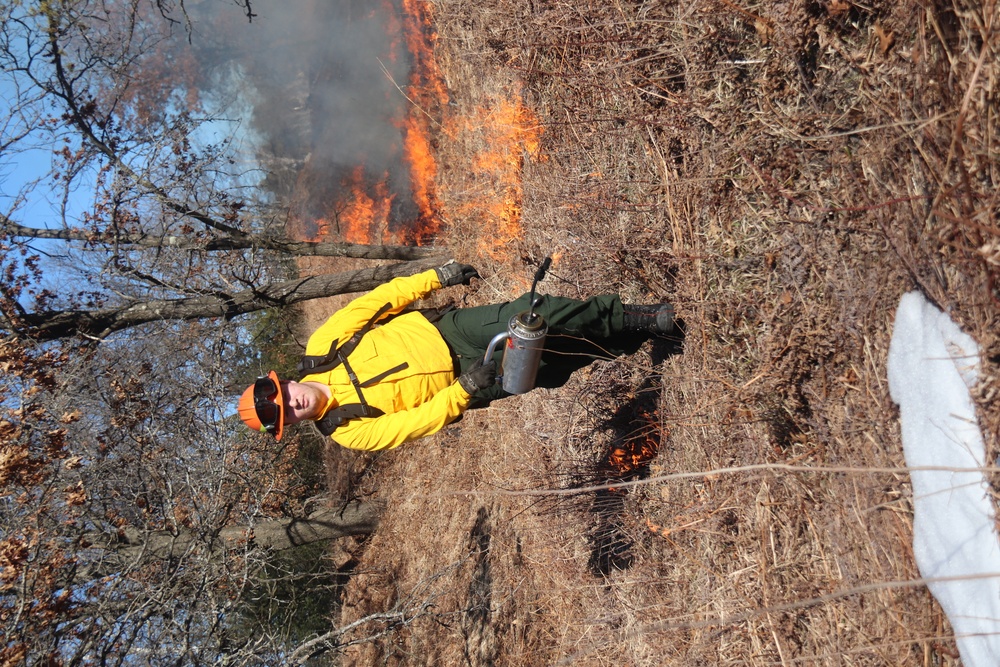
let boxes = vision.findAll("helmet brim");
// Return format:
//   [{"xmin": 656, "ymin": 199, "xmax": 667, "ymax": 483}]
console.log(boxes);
[
  {"xmin": 237, "ymin": 370, "xmax": 285, "ymax": 441},
  {"xmin": 265, "ymin": 370, "xmax": 285, "ymax": 441}
]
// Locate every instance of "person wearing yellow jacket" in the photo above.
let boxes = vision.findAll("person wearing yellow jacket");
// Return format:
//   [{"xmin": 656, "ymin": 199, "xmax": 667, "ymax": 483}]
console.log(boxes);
[{"xmin": 237, "ymin": 262, "xmax": 675, "ymax": 451}]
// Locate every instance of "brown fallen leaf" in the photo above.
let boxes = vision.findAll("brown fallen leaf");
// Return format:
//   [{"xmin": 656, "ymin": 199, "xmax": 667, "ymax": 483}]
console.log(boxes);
[{"xmin": 875, "ymin": 23, "xmax": 895, "ymax": 55}]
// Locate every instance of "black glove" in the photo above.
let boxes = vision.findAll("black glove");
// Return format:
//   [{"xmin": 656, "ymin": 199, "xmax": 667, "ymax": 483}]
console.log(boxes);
[
  {"xmin": 458, "ymin": 358, "xmax": 497, "ymax": 394},
  {"xmin": 436, "ymin": 262, "xmax": 480, "ymax": 287}
]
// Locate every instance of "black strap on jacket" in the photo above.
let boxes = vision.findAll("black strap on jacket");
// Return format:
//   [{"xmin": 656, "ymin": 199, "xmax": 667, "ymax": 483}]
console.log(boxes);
[
  {"xmin": 298, "ymin": 303, "xmax": 394, "ymax": 377},
  {"xmin": 299, "ymin": 302, "xmax": 409, "ymax": 435},
  {"xmin": 315, "ymin": 402, "xmax": 382, "ymax": 436}
]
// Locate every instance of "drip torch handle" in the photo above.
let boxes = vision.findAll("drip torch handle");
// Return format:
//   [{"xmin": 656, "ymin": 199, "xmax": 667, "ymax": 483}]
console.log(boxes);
[{"xmin": 484, "ymin": 331, "xmax": 509, "ymax": 364}]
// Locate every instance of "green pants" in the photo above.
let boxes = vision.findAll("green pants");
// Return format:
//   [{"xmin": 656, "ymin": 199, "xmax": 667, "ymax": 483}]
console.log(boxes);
[{"xmin": 434, "ymin": 294, "xmax": 647, "ymax": 406}]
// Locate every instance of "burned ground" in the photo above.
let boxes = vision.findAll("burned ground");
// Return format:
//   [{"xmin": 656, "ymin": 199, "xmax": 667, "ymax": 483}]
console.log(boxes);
[{"xmin": 300, "ymin": 0, "xmax": 998, "ymax": 664}]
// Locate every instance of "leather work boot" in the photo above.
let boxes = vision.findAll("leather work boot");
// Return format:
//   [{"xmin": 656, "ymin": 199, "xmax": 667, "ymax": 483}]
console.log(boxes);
[{"xmin": 622, "ymin": 303, "xmax": 675, "ymax": 334}]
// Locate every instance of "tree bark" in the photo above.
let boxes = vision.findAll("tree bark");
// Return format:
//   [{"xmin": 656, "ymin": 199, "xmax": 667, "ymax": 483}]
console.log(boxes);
[
  {"xmin": 240, "ymin": 502, "xmax": 382, "ymax": 550},
  {"xmin": 77, "ymin": 501, "xmax": 383, "ymax": 585},
  {"xmin": 19, "ymin": 256, "xmax": 447, "ymax": 340},
  {"xmin": 1, "ymin": 216, "xmax": 439, "ymax": 260}
]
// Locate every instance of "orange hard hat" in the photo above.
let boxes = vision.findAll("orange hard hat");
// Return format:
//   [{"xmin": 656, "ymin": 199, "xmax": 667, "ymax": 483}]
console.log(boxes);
[{"xmin": 238, "ymin": 370, "xmax": 285, "ymax": 441}]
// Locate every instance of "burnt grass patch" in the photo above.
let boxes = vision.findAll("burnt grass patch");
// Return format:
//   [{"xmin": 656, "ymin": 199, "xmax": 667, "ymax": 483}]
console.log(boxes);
[
  {"xmin": 571, "ymin": 334, "xmax": 682, "ymax": 577},
  {"xmin": 575, "ymin": 369, "xmax": 665, "ymax": 577}
]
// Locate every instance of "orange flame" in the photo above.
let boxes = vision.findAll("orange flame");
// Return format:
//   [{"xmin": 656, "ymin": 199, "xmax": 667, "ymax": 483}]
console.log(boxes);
[
  {"xmin": 399, "ymin": 0, "xmax": 449, "ymax": 108},
  {"xmin": 293, "ymin": 0, "xmax": 448, "ymax": 247},
  {"xmin": 605, "ymin": 411, "xmax": 661, "ymax": 476},
  {"xmin": 448, "ymin": 95, "xmax": 543, "ymax": 258},
  {"xmin": 289, "ymin": 0, "xmax": 544, "ymax": 256},
  {"xmin": 396, "ymin": 0, "xmax": 447, "ymax": 245},
  {"xmin": 401, "ymin": 113, "xmax": 441, "ymax": 244},
  {"xmin": 607, "ymin": 438, "xmax": 659, "ymax": 475},
  {"xmin": 335, "ymin": 167, "xmax": 395, "ymax": 243}
]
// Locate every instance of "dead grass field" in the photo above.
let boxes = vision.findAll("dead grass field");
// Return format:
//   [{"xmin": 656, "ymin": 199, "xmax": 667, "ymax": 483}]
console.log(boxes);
[{"xmin": 311, "ymin": 0, "xmax": 999, "ymax": 664}]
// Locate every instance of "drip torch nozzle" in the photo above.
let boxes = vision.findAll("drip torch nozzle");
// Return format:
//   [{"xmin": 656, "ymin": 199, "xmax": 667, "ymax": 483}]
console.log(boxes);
[
  {"xmin": 534, "ymin": 256, "xmax": 552, "ymax": 285},
  {"xmin": 526, "ymin": 256, "xmax": 552, "ymax": 324}
]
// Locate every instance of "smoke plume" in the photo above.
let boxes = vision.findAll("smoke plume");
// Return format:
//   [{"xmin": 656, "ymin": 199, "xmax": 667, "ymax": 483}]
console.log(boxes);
[{"xmin": 193, "ymin": 0, "xmax": 435, "ymax": 240}]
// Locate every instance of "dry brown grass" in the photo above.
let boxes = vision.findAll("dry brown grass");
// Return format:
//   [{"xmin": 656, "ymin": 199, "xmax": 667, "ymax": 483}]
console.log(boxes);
[{"xmin": 316, "ymin": 0, "xmax": 1000, "ymax": 664}]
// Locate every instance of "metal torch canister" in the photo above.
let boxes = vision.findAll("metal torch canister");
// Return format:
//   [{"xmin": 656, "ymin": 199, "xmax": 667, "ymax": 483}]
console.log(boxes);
[
  {"xmin": 483, "ymin": 256, "xmax": 553, "ymax": 394},
  {"xmin": 499, "ymin": 310, "xmax": 548, "ymax": 394}
]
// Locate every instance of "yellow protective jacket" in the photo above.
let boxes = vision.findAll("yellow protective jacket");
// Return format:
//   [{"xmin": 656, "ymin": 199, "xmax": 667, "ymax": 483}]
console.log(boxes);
[{"xmin": 300, "ymin": 269, "xmax": 473, "ymax": 451}]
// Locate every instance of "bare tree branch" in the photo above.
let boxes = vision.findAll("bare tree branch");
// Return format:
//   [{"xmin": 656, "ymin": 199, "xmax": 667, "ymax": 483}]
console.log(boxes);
[{"xmin": 45, "ymin": 10, "xmax": 247, "ymax": 239}]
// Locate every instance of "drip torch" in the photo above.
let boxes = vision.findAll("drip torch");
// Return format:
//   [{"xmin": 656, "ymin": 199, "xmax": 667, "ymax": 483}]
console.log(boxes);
[{"xmin": 484, "ymin": 256, "xmax": 552, "ymax": 394}]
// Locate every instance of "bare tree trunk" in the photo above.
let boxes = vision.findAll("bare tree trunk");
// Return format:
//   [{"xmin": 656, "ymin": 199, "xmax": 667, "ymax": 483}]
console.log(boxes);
[
  {"xmin": 17, "ymin": 256, "xmax": 447, "ymax": 340},
  {"xmin": 238, "ymin": 502, "xmax": 381, "ymax": 551},
  {"xmin": 76, "ymin": 501, "xmax": 382, "ymax": 585},
  {"xmin": 0, "ymin": 216, "xmax": 439, "ymax": 260}
]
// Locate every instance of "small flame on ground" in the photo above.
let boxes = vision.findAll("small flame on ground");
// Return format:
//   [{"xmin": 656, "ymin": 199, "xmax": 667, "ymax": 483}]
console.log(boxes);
[
  {"xmin": 604, "ymin": 410, "xmax": 662, "ymax": 482},
  {"xmin": 607, "ymin": 438, "xmax": 659, "ymax": 475}
]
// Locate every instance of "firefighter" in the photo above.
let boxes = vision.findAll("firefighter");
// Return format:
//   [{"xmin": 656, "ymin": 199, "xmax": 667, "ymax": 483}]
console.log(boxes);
[{"xmin": 237, "ymin": 262, "xmax": 675, "ymax": 451}]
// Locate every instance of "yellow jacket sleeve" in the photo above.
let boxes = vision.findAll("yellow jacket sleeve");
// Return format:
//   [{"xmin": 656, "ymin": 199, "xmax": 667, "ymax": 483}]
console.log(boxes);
[{"xmin": 304, "ymin": 269, "xmax": 443, "ymax": 358}]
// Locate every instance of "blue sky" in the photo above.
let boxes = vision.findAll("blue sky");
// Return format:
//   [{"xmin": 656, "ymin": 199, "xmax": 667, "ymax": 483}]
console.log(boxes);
[
  {"xmin": 0, "ymin": 74, "xmax": 87, "ymax": 228},
  {"xmin": 0, "ymin": 69, "xmax": 97, "ymax": 303}
]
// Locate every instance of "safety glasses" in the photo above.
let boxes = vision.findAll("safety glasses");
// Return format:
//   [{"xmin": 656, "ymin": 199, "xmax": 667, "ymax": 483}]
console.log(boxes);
[{"xmin": 253, "ymin": 376, "xmax": 282, "ymax": 432}]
